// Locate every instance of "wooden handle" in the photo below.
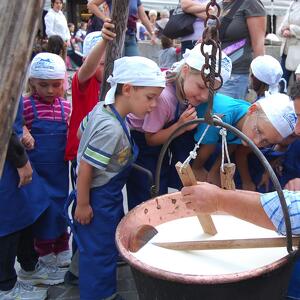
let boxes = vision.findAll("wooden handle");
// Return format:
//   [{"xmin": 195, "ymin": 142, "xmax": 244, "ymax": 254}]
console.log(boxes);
[
  {"xmin": 220, "ymin": 163, "xmax": 236, "ymax": 190},
  {"xmin": 154, "ymin": 236, "xmax": 300, "ymax": 251},
  {"xmin": 176, "ymin": 162, "xmax": 217, "ymax": 235}
]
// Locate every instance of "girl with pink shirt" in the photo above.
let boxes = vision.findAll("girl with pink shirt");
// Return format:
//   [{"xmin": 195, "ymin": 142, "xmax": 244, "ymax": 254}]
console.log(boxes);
[
  {"xmin": 21, "ymin": 53, "xmax": 71, "ymax": 279},
  {"xmin": 126, "ymin": 45, "xmax": 232, "ymax": 209}
]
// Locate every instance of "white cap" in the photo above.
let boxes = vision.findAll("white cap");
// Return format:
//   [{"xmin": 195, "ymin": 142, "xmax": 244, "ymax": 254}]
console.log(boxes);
[
  {"xmin": 251, "ymin": 55, "xmax": 283, "ymax": 92},
  {"xmin": 257, "ymin": 93, "xmax": 296, "ymax": 138},
  {"xmin": 173, "ymin": 44, "xmax": 232, "ymax": 84},
  {"xmin": 105, "ymin": 56, "xmax": 166, "ymax": 105},
  {"xmin": 29, "ymin": 53, "xmax": 66, "ymax": 80},
  {"xmin": 83, "ymin": 31, "xmax": 102, "ymax": 58}
]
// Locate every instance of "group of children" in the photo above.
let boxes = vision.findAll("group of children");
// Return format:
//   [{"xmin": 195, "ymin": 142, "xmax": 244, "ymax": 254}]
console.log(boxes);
[{"xmin": 1, "ymin": 17, "xmax": 300, "ymax": 300}]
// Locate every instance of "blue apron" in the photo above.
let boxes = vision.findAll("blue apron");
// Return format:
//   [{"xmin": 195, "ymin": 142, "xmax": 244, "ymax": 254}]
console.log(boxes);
[
  {"xmin": 67, "ymin": 105, "xmax": 138, "ymax": 300},
  {"xmin": 0, "ymin": 99, "xmax": 49, "ymax": 237},
  {"xmin": 27, "ymin": 97, "xmax": 69, "ymax": 240}
]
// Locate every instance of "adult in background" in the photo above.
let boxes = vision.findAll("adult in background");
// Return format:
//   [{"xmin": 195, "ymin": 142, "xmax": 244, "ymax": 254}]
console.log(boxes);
[
  {"xmin": 88, "ymin": 0, "xmax": 156, "ymax": 56},
  {"xmin": 277, "ymin": 0, "xmax": 300, "ymax": 93},
  {"xmin": 86, "ymin": 1, "xmax": 110, "ymax": 34},
  {"xmin": 218, "ymin": 0, "xmax": 266, "ymax": 100},
  {"xmin": 44, "ymin": 0, "xmax": 71, "ymax": 45},
  {"xmin": 155, "ymin": 9, "xmax": 170, "ymax": 38},
  {"xmin": 180, "ymin": 0, "xmax": 208, "ymax": 56}
]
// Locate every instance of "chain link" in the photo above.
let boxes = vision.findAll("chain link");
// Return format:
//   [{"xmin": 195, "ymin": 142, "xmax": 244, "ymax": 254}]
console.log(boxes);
[{"xmin": 200, "ymin": 0, "xmax": 222, "ymax": 124}]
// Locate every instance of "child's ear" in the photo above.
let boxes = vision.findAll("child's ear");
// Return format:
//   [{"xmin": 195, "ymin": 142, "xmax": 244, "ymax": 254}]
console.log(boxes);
[
  {"xmin": 247, "ymin": 103, "xmax": 258, "ymax": 115},
  {"xmin": 181, "ymin": 64, "xmax": 190, "ymax": 76},
  {"xmin": 122, "ymin": 83, "xmax": 133, "ymax": 96}
]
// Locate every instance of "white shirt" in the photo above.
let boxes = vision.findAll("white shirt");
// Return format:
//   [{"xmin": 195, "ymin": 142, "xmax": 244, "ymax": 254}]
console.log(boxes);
[{"xmin": 44, "ymin": 8, "xmax": 71, "ymax": 41}]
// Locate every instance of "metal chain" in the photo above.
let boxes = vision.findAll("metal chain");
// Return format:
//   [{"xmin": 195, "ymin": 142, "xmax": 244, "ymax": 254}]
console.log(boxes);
[{"xmin": 200, "ymin": 0, "xmax": 222, "ymax": 124}]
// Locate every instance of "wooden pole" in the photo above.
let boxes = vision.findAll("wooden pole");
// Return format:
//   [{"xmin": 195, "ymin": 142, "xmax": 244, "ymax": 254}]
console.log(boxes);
[
  {"xmin": 100, "ymin": 0, "xmax": 130, "ymax": 101},
  {"xmin": 0, "ymin": 0, "xmax": 45, "ymax": 176}
]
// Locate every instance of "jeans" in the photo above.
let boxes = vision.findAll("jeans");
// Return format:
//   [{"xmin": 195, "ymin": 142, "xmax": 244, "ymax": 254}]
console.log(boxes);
[
  {"xmin": 0, "ymin": 226, "xmax": 38, "ymax": 291},
  {"xmin": 218, "ymin": 73, "xmax": 249, "ymax": 99},
  {"xmin": 124, "ymin": 34, "xmax": 140, "ymax": 56}
]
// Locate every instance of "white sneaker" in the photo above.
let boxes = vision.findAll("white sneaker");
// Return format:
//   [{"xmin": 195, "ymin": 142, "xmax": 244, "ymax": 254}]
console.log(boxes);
[
  {"xmin": 39, "ymin": 253, "xmax": 56, "ymax": 266},
  {"xmin": 56, "ymin": 250, "xmax": 72, "ymax": 267},
  {"xmin": 18, "ymin": 261, "xmax": 67, "ymax": 286},
  {"xmin": 0, "ymin": 281, "xmax": 47, "ymax": 300}
]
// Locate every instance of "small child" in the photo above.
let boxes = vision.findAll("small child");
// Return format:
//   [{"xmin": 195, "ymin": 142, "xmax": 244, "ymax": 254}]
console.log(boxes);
[
  {"xmin": 158, "ymin": 35, "xmax": 180, "ymax": 69},
  {"xmin": 72, "ymin": 56, "xmax": 165, "ymax": 300},
  {"xmin": 20, "ymin": 53, "xmax": 71, "ymax": 278}
]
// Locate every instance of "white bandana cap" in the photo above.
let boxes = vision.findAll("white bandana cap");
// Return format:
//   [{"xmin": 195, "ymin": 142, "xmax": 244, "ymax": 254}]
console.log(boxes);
[
  {"xmin": 29, "ymin": 53, "xmax": 66, "ymax": 80},
  {"xmin": 105, "ymin": 56, "xmax": 166, "ymax": 104},
  {"xmin": 171, "ymin": 44, "xmax": 232, "ymax": 83},
  {"xmin": 83, "ymin": 31, "xmax": 103, "ymax": 58},
  {"xmin": 257, "ymin": 93, "xmax": 296, "ymax": 138},
  {"xmin": 251, "ymin": 55, "xmax": 283, "ymax": 94}
]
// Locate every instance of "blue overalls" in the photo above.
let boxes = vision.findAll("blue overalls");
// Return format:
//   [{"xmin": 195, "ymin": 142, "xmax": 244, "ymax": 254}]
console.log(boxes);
[
  {"xmin": 68, "ymin": 105, "xmax": 138, "ymax": 300},
  {"xmin": 0, "ymin": 99, "xmax": 48, "ymax": 237},
  {"xmin": 27, "ymin": 97, "xmax": 69, "ymax": 240}
]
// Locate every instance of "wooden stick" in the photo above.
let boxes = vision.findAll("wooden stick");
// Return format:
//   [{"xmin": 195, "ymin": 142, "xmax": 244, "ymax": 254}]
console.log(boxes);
[
  {"xmin": 220, "ymin": 162, "xmax": 236, "ymax": 190},
  {"xmin": 176, "ymin": 162, "xmax": 217, "ymax": 235},
  {"xmin": 154, "ymin": 236, "xmax": 300, "ymax": 251}
]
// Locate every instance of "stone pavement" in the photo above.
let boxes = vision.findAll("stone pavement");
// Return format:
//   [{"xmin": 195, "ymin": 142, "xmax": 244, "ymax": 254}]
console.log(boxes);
[{"xmin": 48, "ymin": 264, "xmax": 139, "ymax": 300}]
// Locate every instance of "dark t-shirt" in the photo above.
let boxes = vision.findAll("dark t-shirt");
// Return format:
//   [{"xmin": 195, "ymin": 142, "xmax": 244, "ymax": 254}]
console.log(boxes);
[
  {"xmin": 221, "ymin": 0, "xmax": 266, "ymax": 74},
  {"xmin": 106, "ymin": 0, "xmax": 141, "ymax": 35}
]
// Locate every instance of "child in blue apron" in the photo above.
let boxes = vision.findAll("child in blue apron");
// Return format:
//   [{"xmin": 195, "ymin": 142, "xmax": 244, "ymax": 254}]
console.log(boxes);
[
  {"xmin": 21, "ymin": 53, "xmax": 72, "ymax": 273},
  {"xmin": 126, "ymin": 44, "xmax": 232, "ymax": 208},
  {"xmin": 69, "ymin": 56, "xmax": 165, "ymax": 300},
  {"xmin": 0, "ymin": 98, "xmax": 49, "ymax": 299}
]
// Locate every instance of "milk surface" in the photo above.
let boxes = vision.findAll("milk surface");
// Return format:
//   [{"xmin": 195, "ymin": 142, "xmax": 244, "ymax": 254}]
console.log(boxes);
[{"xmin": 131, "ymin": 215, "xmax": 288, "ymax": 275}]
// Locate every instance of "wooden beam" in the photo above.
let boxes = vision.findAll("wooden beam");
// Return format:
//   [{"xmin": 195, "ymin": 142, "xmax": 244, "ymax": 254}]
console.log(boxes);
[
  {"xmin": 100, "ymin": 0, "xmax": 130, "ymax": 100},
  {"xmin": 0, "ymin": 0, "xmax": 45, "ymax": 176}
]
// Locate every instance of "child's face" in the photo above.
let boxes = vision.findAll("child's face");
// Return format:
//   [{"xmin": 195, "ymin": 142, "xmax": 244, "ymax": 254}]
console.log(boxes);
[
  {"xmin": 182, "ymin": 67, "xmax": 220, "ymax": 107},
  {"xmin": 293, "ymin": 98, "xmax": 300, "ymax": 135},
  {"xmin": 241, "ymin": 110, "xmax": 283, "ymax": 148},
  {"xmin": 129, "ymin": 86, "xmax": 164, "ymax": 117},
  {"xmin": 53, "ymin": 0, "xmax": 63, "ymax": 12},
  {"xmin": 30, "ymin": 78, "xmax": 64, "ymax": 103}
]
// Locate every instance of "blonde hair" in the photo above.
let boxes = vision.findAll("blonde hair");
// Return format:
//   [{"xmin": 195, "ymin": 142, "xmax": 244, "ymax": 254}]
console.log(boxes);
[
  {"xmin": 172, "ymin": 64, "xmax": 202, "ymax": 102},
  {"xmin": 23, "ymin": 78, "xmax": 35, "ymax": 98}
]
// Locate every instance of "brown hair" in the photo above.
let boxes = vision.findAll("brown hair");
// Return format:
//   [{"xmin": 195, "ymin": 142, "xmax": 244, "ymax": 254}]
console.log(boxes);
[
  {"xmin": 51, "ymin": 0, "xmax": 63, "ymax": 8},
  {"xmin": 161, "ymin": 35, "xmax": 173, "ymax": 50}
]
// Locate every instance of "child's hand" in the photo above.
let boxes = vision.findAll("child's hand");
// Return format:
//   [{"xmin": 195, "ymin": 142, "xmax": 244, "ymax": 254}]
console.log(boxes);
[
  {"xmin": 178, "ymin": 105, "xmax": 197, "ymax": 132},
  {"xmin": 102, "ymin": 18, "xmax": 116, "ymax": 41},
  {"xmin": 74, "ymin": 204, "xmax": 94, "ymax": 225},
  {"xmin": 17, "ymin": 160, "xmax": 33, "ymax": 187},
  {"xmin": 22, "ymin": 126, "xmax": 35, "ymax": 150}
]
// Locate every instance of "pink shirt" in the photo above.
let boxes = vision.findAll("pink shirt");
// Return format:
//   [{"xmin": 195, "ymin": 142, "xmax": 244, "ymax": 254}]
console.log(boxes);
[
  {"xmin": 127, "ymin": 84, "xmax": 178, "ymax": 133},
  {"xmin": 23, "ymin": 94, "xmax": 71, "ymax": 130}
]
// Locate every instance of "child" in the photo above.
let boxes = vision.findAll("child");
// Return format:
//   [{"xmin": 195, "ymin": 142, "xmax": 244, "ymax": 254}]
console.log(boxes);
[
  {"xmin": 72, "ymin": 56, "xmax": 165, "ymax": 300},
  {"xmin": 158, "ymin": 35, "xmax": 180, "ymax": 70},
  {"xmin": 126, "ymin": 44, "xmax": 232, "ymax": 209},
  {"xmin": 64, "ymin": 20, "xmax": 115, "ymax": 163},
  {"xmin": 21, "ymin": 53, "xmax": 71, "ymax": 276},
  {"xmin": 0, "ymin": 98, "xmax": 49, "ymax": 299},
  {"xmin": 75, "ymin": 21, "xmax": 87, "ymax": 52}
]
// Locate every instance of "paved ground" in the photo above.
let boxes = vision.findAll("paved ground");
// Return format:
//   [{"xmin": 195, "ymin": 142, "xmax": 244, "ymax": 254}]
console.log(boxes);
[{"xmin": 48, "ymin": 263, "xmax": 139, "ymax": 300}]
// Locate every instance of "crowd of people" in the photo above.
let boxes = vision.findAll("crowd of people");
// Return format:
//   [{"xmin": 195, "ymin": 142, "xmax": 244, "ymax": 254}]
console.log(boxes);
[{"xmin": 1, "ymin": 0, "xmax": 300, "ymax": 300}]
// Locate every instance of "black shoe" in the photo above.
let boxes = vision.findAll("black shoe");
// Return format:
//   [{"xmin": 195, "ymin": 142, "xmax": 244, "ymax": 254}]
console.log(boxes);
[{"xmin": 64, "ymin": 270, "xmax": 78, "ymax": 286}]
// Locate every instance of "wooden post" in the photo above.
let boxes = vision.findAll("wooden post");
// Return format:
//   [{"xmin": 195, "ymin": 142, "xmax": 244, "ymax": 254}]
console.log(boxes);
[
  {"xmin": 100, "ymin": 0, "xmax": 130, "ymax": 100},
  {"xmin": 0, "ymin": 0, "xmax": 45, "ymax": 176},
  {"xmin": 220, "ymin": 163, "xmax": 236, "ymax": 190}
]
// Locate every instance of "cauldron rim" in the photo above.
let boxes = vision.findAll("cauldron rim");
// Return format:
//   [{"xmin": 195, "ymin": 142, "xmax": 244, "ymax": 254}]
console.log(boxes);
[{"xmin": 116, "ymin": 193, "xmax": 297, "ymax": 285}]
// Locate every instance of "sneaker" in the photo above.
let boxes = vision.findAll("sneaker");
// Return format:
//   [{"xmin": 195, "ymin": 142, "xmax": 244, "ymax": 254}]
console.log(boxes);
[
  {"xmin": 18, "ymin": 261, "xmax": 67, "ymax": 286},
  {"xmin": 56, "ymin": 250, "xmax": 72, "ymax": 267},
  {"xmin": 0, "ymin": 281, "xmax": 47, "ymax": 300},
  {"xmin": 39, "ymin": 253, "xmax": 56, "ymax": 266},
  {"xmin": 64, "ymin": 270, "xmax": 78, "ymax": 286}
]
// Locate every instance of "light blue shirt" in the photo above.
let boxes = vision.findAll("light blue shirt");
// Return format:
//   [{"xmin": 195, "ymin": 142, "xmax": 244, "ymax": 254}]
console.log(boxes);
[
  {"xmin": 260, "ymin": 190, "xmax": 300, "ymax": 235},
  {"xmin": 194, "ymin": 93, "xmax": 250, "ymax": 144}
]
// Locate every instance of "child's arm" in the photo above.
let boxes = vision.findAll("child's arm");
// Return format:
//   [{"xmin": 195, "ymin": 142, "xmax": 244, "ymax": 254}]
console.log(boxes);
[
  {"xmin": 235, "ymin": 145, "xmax": 256, "ymax": 191},
  {"xmin": 74, "ymin": 160, "xmax": 94, "ymax": 225},
  {"xmin": 21, "ymin": 125, "xmax": 35, "ymax": 150},
  {"xmin": 145, "ymin": 105, "xmax": 197, "ymax": 146},
  {"xmin": 77, "ymin": 19, "xmax": 116, "ymax": 84}
]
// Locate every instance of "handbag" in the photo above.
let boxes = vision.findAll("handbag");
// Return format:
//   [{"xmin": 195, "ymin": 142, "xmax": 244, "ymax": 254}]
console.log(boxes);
[
  {"xmin": 162, "ymin": 2, "xmax": 196, "ymax": 39},
  {"xmin": 285, "ymin": 44, "xmax": 300, "ymax": 71}
]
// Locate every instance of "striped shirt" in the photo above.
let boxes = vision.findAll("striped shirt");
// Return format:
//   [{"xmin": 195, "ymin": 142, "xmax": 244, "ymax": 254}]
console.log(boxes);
[
  {"xmin": 23, "ymin": 95, "xmax": 71, "ymax": 129},
  {"xmin": 260, "ymin": 190, "xmax": 300, "ymax": 235}
]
